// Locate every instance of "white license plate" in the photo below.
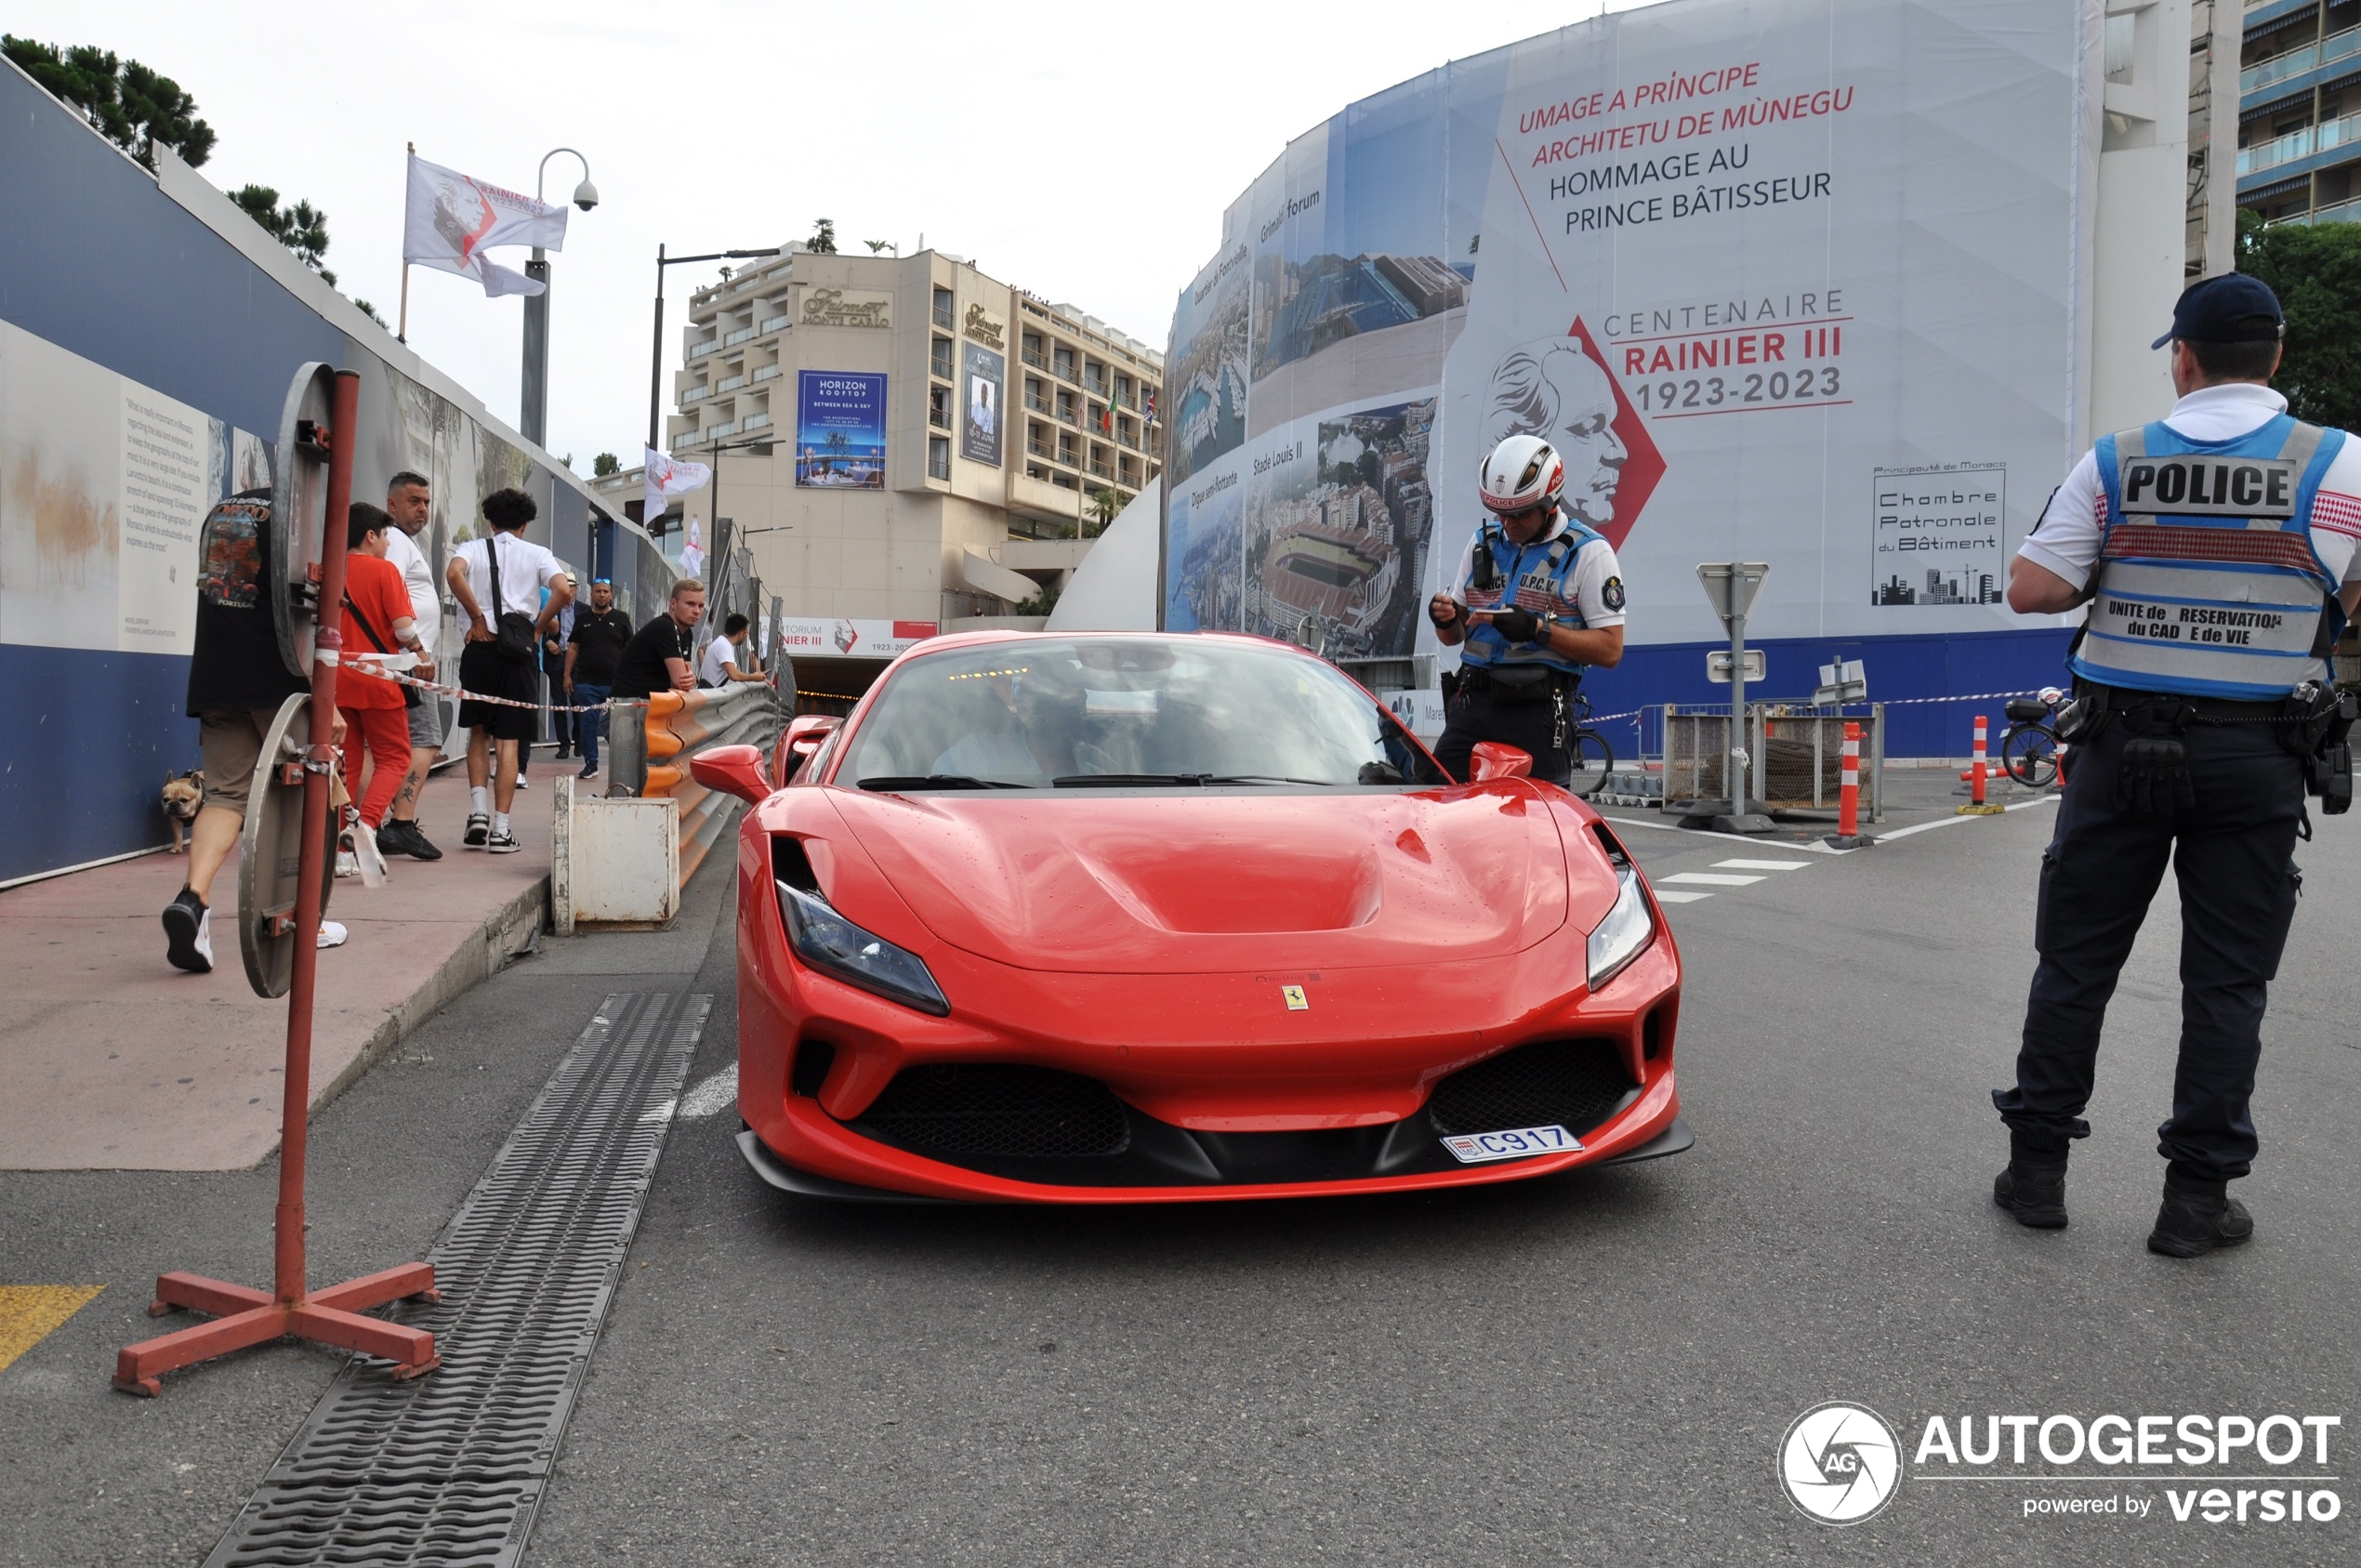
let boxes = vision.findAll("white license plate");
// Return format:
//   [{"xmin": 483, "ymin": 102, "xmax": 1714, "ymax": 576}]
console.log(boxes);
[{"xmin": 1440, "ymin": 1124, "xmax": 1581, "ymax": 1164}]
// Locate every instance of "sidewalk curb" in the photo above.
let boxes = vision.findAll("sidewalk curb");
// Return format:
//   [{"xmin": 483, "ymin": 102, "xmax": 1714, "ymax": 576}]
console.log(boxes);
[{"xmin": 298, "ymin": 875, "xmax": 549, "ymax": 1148}]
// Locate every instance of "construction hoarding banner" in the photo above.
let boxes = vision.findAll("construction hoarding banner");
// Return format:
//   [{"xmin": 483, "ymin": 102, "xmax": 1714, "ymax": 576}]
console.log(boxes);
[{"xmin": 1162, "ymin": 0, "xmax": 2089, "ymax": 676}]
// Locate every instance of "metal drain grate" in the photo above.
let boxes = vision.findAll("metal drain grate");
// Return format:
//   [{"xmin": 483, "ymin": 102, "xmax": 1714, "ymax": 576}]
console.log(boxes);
[{"xmin": 204, "ymin": 991, "xmax": 707, "ymax": 1568}]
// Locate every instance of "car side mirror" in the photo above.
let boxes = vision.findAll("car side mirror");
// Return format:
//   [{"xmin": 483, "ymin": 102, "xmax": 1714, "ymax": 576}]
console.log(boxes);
[
  {"xmin": 773, "ymin": 714, "xmax": 842, "ymax": 784},
  {"xmin": 1469, "ymin": 742, "xmax": 1533, "ymax": 782},
  {"xmin": 690, "ymin": 744, "xmax": 772, "ymax": 805}
]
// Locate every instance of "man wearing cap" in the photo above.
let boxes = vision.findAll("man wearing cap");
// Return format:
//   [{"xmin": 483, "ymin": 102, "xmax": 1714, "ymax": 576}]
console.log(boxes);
[{"xmin": 1992, "ymin": 273, "xmax": 2361, "ymax": 1258}]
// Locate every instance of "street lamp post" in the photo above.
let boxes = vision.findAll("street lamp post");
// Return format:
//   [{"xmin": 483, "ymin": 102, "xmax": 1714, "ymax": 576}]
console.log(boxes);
[
  {"xmin": 646, "ymin": 244, "xmax": 785, "ymax": 454},
  {"xmin": 521, "ymin": 148, "xmax": 600, "ymax": 450}
]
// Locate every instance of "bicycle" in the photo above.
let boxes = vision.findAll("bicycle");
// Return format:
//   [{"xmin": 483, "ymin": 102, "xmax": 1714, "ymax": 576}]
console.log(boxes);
[
  {"xmin": 1563, "ymin": 690, "xmax": 1616, "ymax": 799},
  {"xmin": 1999, "ymin": 688, "xmax": 2067, "ymax": 788}
]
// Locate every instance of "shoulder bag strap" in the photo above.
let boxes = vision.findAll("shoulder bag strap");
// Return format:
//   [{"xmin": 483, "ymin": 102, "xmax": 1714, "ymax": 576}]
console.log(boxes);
[{"xmin": 343, "ymin": 589, "xmax": 393, "ymax": 654}]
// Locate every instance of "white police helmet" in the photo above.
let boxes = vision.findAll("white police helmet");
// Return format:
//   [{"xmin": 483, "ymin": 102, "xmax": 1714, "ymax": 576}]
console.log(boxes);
[{"xmin": 1478, "ymin": 433, "xmax": 1565, "ymax": 517}]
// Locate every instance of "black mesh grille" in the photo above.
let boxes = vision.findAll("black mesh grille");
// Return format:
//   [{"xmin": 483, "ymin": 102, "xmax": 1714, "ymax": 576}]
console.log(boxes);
[
  {"xmin": 857, "ymin": 1064, "xmax": 1130, "ymax": 1159},
  {"xmin": 1426, "ymin": 1038, "xmax": 1637, "ymax": 1138}
]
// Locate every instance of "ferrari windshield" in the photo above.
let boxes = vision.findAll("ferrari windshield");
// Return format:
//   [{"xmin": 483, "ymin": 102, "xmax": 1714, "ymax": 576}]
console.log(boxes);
[{"xmin": 835, "ymin": 637, "xmax": 1448, "ymax": 789}]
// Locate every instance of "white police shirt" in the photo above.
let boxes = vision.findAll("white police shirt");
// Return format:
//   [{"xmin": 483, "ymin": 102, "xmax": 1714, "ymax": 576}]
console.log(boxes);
[{"xmin": 2019, "ymin": 383, "xmax": 2361, "ymax": 593}]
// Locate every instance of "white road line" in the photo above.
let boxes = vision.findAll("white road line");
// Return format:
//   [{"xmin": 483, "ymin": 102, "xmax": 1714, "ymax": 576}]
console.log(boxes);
[
  {"xmin": 678, "ymin": 1063, "xmax": 740, "ymax": 1120},
  {"xmin": 1661, "ymin": 872, "xmax": 1764, "ymax": 887},
  {"xmin": 1651, "ymin": 889, "xmax": 1715, "ymax": 903},
  {"xmin": 1712, "ymin": 859, "xmax": 1810, "ymax": 871},
  {"xmin": 1603, "ymin": 815, "xmax": 1851, "ymax": 853}
]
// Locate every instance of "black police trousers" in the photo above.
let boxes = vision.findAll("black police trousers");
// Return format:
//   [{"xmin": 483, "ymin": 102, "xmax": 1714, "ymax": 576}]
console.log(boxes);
[
  {"xmin": 1993, "ymin": 715, "xmax": 2306, "ymax": 1180},
  {"xmin": 1433, "ymin": 677, "xmax": 1573, "ymax": 786}
]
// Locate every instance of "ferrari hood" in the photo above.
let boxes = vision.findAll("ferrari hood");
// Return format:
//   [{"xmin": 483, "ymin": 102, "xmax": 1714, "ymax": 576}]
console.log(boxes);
[{"xmin": 824, "ymin": 784, "xmax": 1578, "ymax": 974}]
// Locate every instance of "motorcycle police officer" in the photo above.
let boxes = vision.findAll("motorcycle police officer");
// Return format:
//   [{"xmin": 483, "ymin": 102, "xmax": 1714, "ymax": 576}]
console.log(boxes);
[
  {"xmin": 1994, "ymin": 272, "xmax": 2361, "ymax": 1257},
  {"xmin": 1428, "ymin": 433, "xmax": 1628, "ymax": 784}
]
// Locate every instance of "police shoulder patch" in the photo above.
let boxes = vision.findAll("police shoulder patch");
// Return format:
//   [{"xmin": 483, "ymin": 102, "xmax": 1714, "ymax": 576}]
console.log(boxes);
[{"xmin": 1602, "ymin": 575, "xmax": 1627, "ymax": 612}]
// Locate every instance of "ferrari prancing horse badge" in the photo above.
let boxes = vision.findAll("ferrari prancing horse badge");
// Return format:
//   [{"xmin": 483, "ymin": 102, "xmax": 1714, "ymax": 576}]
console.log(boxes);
[{"xmin": 1281, "ymin": 985, "xmax": 1309, "ymax": 1010}]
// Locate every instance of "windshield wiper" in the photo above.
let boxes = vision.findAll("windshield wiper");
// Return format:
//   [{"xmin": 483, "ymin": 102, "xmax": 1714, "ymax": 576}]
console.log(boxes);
[
  {"xmin": 1050, "ymin": 772, "xmax": 1337, "ymax": 788},
  {"xmin": 856, "ymin": 774, "xmax": 1027, "ymax": 791}
]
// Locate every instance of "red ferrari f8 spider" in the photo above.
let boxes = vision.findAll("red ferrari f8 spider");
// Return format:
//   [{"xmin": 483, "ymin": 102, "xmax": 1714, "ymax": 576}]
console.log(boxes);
[{"xmin": 691, "ymin": 631, "xmax": 1688, "ymax": 1203}]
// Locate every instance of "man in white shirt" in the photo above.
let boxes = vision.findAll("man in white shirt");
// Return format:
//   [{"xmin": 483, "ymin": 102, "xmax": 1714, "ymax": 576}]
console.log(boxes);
[
  {"xmin": 697, "ymin": 613, "xmax": 762, "ymax": 688},
  {"xmin": 444, "ymin": 487, "xmax": 571, "ymax": 853},
  {"xmin": 376, "ymin": 471, "xmax": 445, "ymax": 860},
  {"xmin": 1992, "ymin": 272, "xmax": 2361, "ymax": 1258}
]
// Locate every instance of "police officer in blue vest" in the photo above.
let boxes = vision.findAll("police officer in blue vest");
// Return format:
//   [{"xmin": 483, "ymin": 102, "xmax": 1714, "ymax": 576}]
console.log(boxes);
[
  {"xmin": 1429, "ymin": 434, "xmax": 1629, "ymax": 785},
  {"xmin": 1994, "ymin": 273, "xmax": 2360, "ymax": 1257}
]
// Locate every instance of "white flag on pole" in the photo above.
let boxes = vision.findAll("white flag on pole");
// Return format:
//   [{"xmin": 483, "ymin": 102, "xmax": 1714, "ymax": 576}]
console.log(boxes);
[
  {"xmin": 402, "ymin": 152, "xmax": 569, "ymax": 297},
  {"xmin": 643, "ymin": 447, "xmax": 712, "ymax": 573}
]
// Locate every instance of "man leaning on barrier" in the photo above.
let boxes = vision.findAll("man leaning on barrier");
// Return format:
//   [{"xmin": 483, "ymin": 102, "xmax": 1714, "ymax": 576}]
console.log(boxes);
[
  {"xmin": 613, "ymin": 578, "xmax": 706, "ymax": 702},
  {"xmin": 1993, "ymin": 273, "xmax": 2361, "ymax": 1258}
]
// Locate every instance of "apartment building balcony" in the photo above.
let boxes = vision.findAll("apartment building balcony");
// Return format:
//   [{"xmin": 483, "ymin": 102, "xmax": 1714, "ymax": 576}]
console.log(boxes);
[
  {"xmin": 753, "ymin": 363, "xmax": 781, "ymax": 382},
  {"xmin": 2240, "ymin": 24, "xmax": 2361, "ymax": 97},
  {"xmin": 758, "ymin": 313, "xmax": 791, "ymax": 335},
  {"xmin": 686, "ymin": 337, "xmax": 718, "ymax": 360},
  {"xmin": 743, "ymin": 412, "xmax": 772, "ymax": 430},
  {"xmin": 2268, "ymin": 191, "xmax": 2361, "ymax": 224},
  {"xmin": 723, "ymin": 324, "xmax": 759, "ymax": 348},
  {"xmin": 716, "ymin": 374, "xmax": 745, "ymax": 394}
]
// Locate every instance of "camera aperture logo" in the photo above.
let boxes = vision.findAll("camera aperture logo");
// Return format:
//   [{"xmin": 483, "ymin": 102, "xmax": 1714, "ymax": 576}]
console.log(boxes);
[{"xmin": 1782, "ymin": 1402, "xmax": 1903, "ymax": 1524}]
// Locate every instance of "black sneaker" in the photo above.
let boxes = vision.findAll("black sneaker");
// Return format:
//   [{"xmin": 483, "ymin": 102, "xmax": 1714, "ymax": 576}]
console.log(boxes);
[
  {"xmin": 464, "ymin": 812, "xmax": 490, "ymax": 848},
  {"xmin": 578, "ymin": 764, "xmax": 598, "ymax": 780},
  {"xmin": 377, "ymin": 819, "xmax": 444, "ymax": 862},
  {"xmin": 1993, "ymin": 1160, "xmax": 2067, "ymax": 1229},
  {"xmin": 163, "ymin": 889, "xmax": 213, "ymax": 974},
  {"xmin": 2148, "ymin": 1177, "xmax": 2254, "ymax": 1258},
  {"xmin": 486, "ymin": 828, "xmax": 521, "ymax": 854}
]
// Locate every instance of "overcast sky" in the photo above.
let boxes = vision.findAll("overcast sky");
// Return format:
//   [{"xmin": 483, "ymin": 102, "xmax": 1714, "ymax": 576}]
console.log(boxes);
[{"xmin": 18, "ymin": 0, "xmax": 1653, "ymax": 471}]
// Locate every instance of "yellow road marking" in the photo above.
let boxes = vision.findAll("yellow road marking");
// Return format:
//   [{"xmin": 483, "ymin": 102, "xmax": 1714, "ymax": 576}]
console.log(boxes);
[{"xmin": 0, "ymin": 1285, "xmax": 104, "ymax": 1373}]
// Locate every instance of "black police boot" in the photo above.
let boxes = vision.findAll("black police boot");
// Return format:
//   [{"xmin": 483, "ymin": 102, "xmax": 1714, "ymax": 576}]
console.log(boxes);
[
  {"xmin": 1993, "ymin": 1133, "xmax": 2068, "ymax": 1229},
  {"xmin": 2146, "ymin": 1166, "xmax": 2253, "ymax": 1258}
]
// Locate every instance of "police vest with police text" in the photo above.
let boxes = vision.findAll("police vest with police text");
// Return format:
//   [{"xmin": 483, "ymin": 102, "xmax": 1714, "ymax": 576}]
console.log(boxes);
[
  {"xmin": 1459, "ymin": 510, "xmax": 1605, "ymax": 676},
  {"xmin": 2073, "ymin": 413, "xmax": 2345, "ymax": 701}
]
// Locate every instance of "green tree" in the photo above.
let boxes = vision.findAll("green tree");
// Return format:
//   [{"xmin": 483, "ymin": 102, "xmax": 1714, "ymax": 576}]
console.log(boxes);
[
  {"xmin": 1086, "ymin": 486, "xmax": 1125, "ymax": 532},
  {"xmin": 231, "ymin": 185, "xmax": 336, "ymax": 284},
  {"xmin": 864, "ymin": 238, "xmax": 897, "ymax": 255},
  {"xmin": 806, "ymin": 217, "xmax": 838, "ymax": 255},
  {"xmin": 1014, "ymin": 577, "xmax": 1062, "ymax": 617},
  {"xmin": 2236, "ymin": 210, "xmax": 2361, "ymax": 431},
  {"xmin": 1, "ymin": 37, "xmax": 215, "ymax": 168},
  {"xmin": 593, "ymin": 453, "xmax": 621, "ymax": 478}
]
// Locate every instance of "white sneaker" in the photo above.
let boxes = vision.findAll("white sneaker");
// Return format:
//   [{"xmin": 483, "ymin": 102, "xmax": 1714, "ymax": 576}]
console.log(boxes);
[
  {"xmin": 317, "ymin": 919, "xmax": 349, "ymax": 949},
  {"xmin": 336, "ymin": 846, "xmax": 360, "ymax": 878},
  {"xmin": 163, "ymin": 891, "xmax": 213, "ymax": 974}
]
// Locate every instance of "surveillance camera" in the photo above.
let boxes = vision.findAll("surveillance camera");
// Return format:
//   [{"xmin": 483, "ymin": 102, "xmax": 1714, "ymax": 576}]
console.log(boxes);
[{"xmin": 573, "ymin": 178, "xmax": 600, "ymax": 213}]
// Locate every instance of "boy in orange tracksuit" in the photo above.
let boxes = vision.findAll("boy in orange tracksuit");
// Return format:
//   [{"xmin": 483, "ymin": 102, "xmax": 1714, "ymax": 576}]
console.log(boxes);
[{"xmin": 338, "ymin": 504, "xmax": 432, "ymax": 850}]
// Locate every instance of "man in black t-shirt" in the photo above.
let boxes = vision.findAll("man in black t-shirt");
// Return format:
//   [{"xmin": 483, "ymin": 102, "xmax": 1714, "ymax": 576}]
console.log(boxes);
[
  {"xmin": 612, "ymin": 578, "xmax": 706, "ymax": 702},
  {"xmin": 563, "ymin": 577, "xmax": 636, "ymax": 778},
  {"xmin": 165, "ymin": 490, "xmax": 339, "ymax": 974}
]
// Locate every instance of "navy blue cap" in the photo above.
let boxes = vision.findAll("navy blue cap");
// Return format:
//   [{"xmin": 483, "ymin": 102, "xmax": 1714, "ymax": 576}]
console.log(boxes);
[{"xmin": 2152, "ymin": 273, "xmax": 2284, "ymax": 349}]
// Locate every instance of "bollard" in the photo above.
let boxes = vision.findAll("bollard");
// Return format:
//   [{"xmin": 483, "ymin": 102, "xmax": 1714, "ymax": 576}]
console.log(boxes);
[
  {"xmin": 1958, "ymin": 713, "xmax": 2005, "ymax": 815},
  {"xmin": 1827, "ymin": 720, "xmax": 1869, "ymax": 847},
  {"xmin": 1840, "ymin": 722, "xmax": 1859, "ymax": 836}
]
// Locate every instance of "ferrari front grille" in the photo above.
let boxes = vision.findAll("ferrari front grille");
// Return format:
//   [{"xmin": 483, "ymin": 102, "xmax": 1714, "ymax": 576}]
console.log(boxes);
[
  {"xmin": 857, "ymin": 1063, "xmax": 1130, "ymax": 1159},
  {"xmin": 1425, "ymin": 1038, "xmax": 1637, "ymax": 1139}
]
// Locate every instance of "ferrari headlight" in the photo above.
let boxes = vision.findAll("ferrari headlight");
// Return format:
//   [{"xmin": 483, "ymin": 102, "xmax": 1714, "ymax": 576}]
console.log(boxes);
[
  {"xmin": 1586, "ymin": 867, "xmax": 1655, "ymax": 992},
  {"xmin": 775, "ymin": 879, "xmax": 949, "ymax": 1016}
]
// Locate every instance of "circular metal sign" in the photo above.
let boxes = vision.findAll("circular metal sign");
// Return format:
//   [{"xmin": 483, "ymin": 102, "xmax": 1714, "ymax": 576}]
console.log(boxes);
[
  {"xmin": 269, "ymin": 362, "xmax": 336, "ymax": 680},
  {"xmin": 237, "ymin": 692, "xmax": 336, "ymax": 998}
]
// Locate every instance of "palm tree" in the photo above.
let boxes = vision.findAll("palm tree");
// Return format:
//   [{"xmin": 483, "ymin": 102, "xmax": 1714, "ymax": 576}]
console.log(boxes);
[
  {"xmin": 824, "ymin": 429, "xmax": 850, "ymax": 480},
  {"xmin": 1084, "ymin": 487, "xmax": 1124, "ymax": 537}
]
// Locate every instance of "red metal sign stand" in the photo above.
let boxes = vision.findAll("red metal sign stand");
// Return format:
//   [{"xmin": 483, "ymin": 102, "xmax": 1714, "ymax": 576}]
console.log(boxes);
[{"xmin": 113, "ymin": 369, "xmax": 441, "ymax": 1396}]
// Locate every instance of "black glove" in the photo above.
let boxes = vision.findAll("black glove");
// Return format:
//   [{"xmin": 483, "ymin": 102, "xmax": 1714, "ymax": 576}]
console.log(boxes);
[
  {"xmin": 1428, "ymin": 596, "xmax": 1464, "ymax": 630},
  {"xmin": 1489, "ymin": 606, "xmax": 1545, "ymax": 644},
  {"xmin": 2116, "ymin": 735, "xmax": 2195, "ymax": 818}
]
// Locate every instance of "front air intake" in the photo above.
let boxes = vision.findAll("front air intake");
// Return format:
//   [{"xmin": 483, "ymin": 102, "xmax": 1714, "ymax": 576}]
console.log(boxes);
[
  {"xmin": 1425, "ymin": 1039, "xmax": 1637, "ymax": 1139},
  {"xmin": 854, "ymin": 1064, "xmax": 1130, "ymax": 1159}
]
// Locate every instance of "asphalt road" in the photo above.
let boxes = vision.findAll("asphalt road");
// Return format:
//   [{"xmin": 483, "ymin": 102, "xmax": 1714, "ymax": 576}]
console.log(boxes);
[{"xmin": 8, "ymin": 786, "xmax": 2361, "ymax": 1565}]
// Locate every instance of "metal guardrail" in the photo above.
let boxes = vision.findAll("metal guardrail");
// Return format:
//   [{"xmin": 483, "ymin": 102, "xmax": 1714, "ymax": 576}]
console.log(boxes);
[{"xmin": 606, "ymin": 680, "xmax": 786, "ymax": 885}]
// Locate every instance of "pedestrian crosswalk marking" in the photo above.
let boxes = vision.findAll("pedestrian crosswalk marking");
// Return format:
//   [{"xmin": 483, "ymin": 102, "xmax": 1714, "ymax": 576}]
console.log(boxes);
[
  {"xmin": 1652, "ymin": 889, "xmax": 1715, "ymax": 903},
  {"xmin": 1662, "ymin": 872, "xmax": 1765, "ymax": 887},
  {"xmin": 1713, "ymin": 859, "xmax": 1811, "ymax": 871}
]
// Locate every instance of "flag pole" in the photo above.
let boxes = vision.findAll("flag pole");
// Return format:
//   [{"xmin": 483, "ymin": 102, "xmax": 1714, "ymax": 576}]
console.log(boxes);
[{"xmin": 397, "ymin": 143, "xmax": 415, "ymax": 343}]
